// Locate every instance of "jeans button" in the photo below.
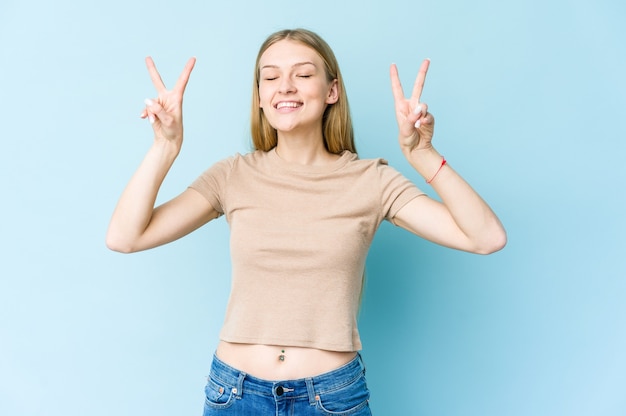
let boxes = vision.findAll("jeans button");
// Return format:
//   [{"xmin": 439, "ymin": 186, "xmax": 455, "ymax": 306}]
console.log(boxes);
[{"xmin": 275, "ymin": 386, "xmax": 284, "ymax": 396}]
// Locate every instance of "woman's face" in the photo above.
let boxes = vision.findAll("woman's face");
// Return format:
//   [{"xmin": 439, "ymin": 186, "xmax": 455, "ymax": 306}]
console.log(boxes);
[{"xmin": 258, "ymin": 40, "xmax": 338, "ymax": 137}]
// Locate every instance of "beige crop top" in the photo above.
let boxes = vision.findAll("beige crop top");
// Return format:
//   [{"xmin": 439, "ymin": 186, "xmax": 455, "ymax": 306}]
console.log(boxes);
[{"xmin": 189, "ymin": 149, "xmax": 424, "ymax": 351}]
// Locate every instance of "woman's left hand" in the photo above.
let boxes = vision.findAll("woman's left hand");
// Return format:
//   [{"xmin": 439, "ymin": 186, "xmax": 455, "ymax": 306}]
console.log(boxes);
[{"xmin": 390, "ymin": 59, "xmax": 434, "ymax": 154}]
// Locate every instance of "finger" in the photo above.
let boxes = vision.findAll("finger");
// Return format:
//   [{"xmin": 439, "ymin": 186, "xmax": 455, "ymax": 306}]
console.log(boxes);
[
  {"xmin": 145, "ymin": 56, "xmax": 167, "ymax": 93},
  {"xmin": 173, "ymin": 57, "xmax": 197, "ymax": 94},
  {"xmin": 412, "ymin": 103, "xmax": 429, "ymax": 117},
  {"xmin": 421, "ymin": 112, "xmax": 432, "ymax": 124},
  {"xmin": 144, "ymin": 98, "xmax": 161, "ymax": 124},
  {"xmin": 139, "ymin": 107, "xmax": 153, "ymax": 123},
  {"xmin": 410, "ymin": 58, "xmax": 430, "ymax": 105},
  {"xmin": 389, "ymin": 64, "xmax": 406, "ymax": 104},
  {"xmin": 415, "ymin": 112, "xmax": 434, "ymax": 128}
]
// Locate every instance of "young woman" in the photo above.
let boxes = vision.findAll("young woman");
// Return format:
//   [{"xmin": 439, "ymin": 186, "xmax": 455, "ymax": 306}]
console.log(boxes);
[{"xmin": 107, "ymin": 28, "xmax": 506, "ymax": 415}]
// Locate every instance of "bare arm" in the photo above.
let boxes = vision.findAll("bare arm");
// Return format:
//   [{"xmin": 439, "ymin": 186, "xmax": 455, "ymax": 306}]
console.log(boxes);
[
  {"xmin": 106, "ymin": 57, "xmax": 219, "ymax": 253},
  {"xmin": 390, "ymin": 60, "xmax": 506, "ymax": 254},
  {"xmin": 105, "ymin": 141, "xmax": 219, "ymax": 253}
]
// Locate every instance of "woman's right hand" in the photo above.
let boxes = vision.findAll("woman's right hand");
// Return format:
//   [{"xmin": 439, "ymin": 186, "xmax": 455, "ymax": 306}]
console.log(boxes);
[
  {"xmin": 140, "ymin": 56, "xmax": 196, "ymax": 150},
  {"xmin": 106, "ymin": 55, "xmax": 220, "ymax": 254}
]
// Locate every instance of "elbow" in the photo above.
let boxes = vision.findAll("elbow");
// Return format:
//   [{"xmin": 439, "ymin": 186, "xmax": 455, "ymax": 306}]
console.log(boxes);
[
  {"xmin": 105, "ymin": 239, "xmax": 133, "ymax": 254},
  {"xmin": 105, "ymin": 232, "xmax": 137, "ymax": 254},
  {"xmin": 475, "ymin": 228, "xmax": 507, "ymax": 255}
]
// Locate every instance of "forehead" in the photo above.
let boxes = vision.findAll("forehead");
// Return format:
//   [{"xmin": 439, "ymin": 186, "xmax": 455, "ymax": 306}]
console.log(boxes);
[{"xmin": 259, "ymin": 39, "xmax": 322, "ymax": 69}]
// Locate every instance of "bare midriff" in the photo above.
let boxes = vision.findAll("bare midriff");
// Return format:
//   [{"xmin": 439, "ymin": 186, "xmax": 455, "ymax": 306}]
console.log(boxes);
[{"xmin": 216, "ymin": 341, "xmax": 358, "ymax": 381}]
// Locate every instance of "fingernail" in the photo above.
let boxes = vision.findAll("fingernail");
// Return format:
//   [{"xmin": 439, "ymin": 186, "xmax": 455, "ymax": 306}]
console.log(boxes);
[
  {"xmin": 149, "ymin": 115, "xmax": 155, "ymax": 124},
  {"xmin": 414, "ymin": 120, "xmax": 421, "ymax": 128},
  {"xmin": 413, "ymin": 105, "xmax": 423, "ymax": 115},
  {"xmin": 144, "ymin": 98, "xmax": 154, "ymax": 106}
]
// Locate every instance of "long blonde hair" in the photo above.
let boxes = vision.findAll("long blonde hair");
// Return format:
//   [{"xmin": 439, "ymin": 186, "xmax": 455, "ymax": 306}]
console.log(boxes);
[{"xmin": 250, "ymin": 29, "xmax": 356, "ymax": 154}]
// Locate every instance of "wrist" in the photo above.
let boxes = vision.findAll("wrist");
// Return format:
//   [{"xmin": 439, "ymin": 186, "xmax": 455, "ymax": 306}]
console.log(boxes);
[
  {"xmin": 405, "ymin": 147, "xmax": 446, "ymax": 181},
  {"xmin": 151, "ymin": 138, "xmax": 181, "ymax": 161}
]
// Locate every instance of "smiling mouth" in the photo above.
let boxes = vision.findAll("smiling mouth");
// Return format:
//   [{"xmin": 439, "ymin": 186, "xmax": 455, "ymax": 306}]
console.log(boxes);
[{"xmin": 275, "ymin": 101, "xmax": 302, "ymax": 110}]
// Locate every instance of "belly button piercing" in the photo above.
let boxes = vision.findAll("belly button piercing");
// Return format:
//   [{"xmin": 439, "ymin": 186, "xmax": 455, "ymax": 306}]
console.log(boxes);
[{"xmin": 278, "ymin": 349, "xmax": 285, "ymax": 362}]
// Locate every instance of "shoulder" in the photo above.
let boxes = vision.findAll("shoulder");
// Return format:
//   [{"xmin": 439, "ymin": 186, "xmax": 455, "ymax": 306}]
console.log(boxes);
[
  {"xmin": 206, "ymin": 150, "xmax": 269, "ymax": 171},
  {"xmin": 237, "ymin": 149, "xmax": 272, "ymax": 165},
  {"xmin": 342, "ymin": 152, "xmax": 397, "ymax": 175},
  {"xmin": 348, "ymin": 154, "xmax": 422, "ymax": 191}
]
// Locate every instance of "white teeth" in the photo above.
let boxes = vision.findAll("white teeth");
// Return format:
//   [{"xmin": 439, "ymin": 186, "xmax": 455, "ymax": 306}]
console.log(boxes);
[{"xmin": 276, "ymin": 102, "xmax": 301, "ymax": 109}]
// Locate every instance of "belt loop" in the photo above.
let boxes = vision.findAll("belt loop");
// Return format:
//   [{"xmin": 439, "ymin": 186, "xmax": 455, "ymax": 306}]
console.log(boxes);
[
  {"xmin": 305, "ymin": 377, "xmax": 316, "ymax": 405},
  {"xmin": 357, "ymin": 352, "xmax": 366, "ymax": 374},
  {"xmin": 234, "ymin": 371, "xmax": 246, "ymax": 398}
]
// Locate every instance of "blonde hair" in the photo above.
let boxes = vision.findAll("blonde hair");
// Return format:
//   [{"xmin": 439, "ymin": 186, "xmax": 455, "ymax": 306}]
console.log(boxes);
[{"xmin": 250, "ymin": 29, "xmax": 356, "ymax": 154}]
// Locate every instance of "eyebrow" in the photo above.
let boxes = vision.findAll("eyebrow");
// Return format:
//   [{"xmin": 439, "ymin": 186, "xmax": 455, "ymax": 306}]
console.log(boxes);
[{"xmin": 260, "ymin": 61, "xmax": 317, "ymax": 70}]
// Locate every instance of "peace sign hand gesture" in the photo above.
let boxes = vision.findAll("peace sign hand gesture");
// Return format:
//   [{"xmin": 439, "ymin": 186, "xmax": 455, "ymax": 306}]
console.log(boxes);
[
  {"xmin": 390, "ymin": 59, "xmax": 434, "ymax": 155},
  {"xmin": 140, "ymin": 56, "xmax": 196, "ymax": 150}
]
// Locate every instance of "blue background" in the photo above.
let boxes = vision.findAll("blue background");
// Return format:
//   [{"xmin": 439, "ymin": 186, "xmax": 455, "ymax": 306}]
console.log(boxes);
[{"xmin": 1, "ymin": 0, "xmax": 625, "ymax": 415}]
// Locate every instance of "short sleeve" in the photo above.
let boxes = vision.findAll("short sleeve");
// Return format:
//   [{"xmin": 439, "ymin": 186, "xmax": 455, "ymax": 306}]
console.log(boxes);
[
  {"xmin": 377, "ymin": 161, "xmax": 426, "ymax": 221},
  {"xmin": 188, "ymin": 156, "xmax": 236, "ymax": 215}
]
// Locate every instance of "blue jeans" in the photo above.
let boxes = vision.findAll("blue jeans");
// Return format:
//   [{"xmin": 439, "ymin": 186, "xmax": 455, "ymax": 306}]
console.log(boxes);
[{"xmin": 202, "ymin": 353, "xmax": 372, "ymax": 415}]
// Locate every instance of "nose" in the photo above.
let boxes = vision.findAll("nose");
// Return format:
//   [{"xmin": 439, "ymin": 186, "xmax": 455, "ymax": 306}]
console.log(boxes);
[{"xmin": 278, "ymin": 76, "xmax": 296, "ymax": 94}]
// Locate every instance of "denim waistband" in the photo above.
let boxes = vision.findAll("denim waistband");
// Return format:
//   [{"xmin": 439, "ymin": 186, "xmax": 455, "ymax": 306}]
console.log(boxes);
[{"xmin": 209, "ymin": 353, "xmax": 365, "ymax": 404}]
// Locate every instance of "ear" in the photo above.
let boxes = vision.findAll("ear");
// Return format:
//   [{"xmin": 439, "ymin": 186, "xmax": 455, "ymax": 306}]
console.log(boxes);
[{"xmin": 326, "ymin": 79, "xmax": 339, "ymax": 104}]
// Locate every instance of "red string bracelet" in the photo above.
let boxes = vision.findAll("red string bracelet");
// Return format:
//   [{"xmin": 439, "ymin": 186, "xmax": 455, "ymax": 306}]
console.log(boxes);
[{"xmin": 426, "ymin": 157, "xmax": 447, "ymax": 184}]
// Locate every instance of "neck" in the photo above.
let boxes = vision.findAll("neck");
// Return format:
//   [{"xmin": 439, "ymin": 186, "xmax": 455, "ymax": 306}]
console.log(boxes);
[{"xmin": 275, "ymin": 131, "xmax": 339, "ymax": 166}]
